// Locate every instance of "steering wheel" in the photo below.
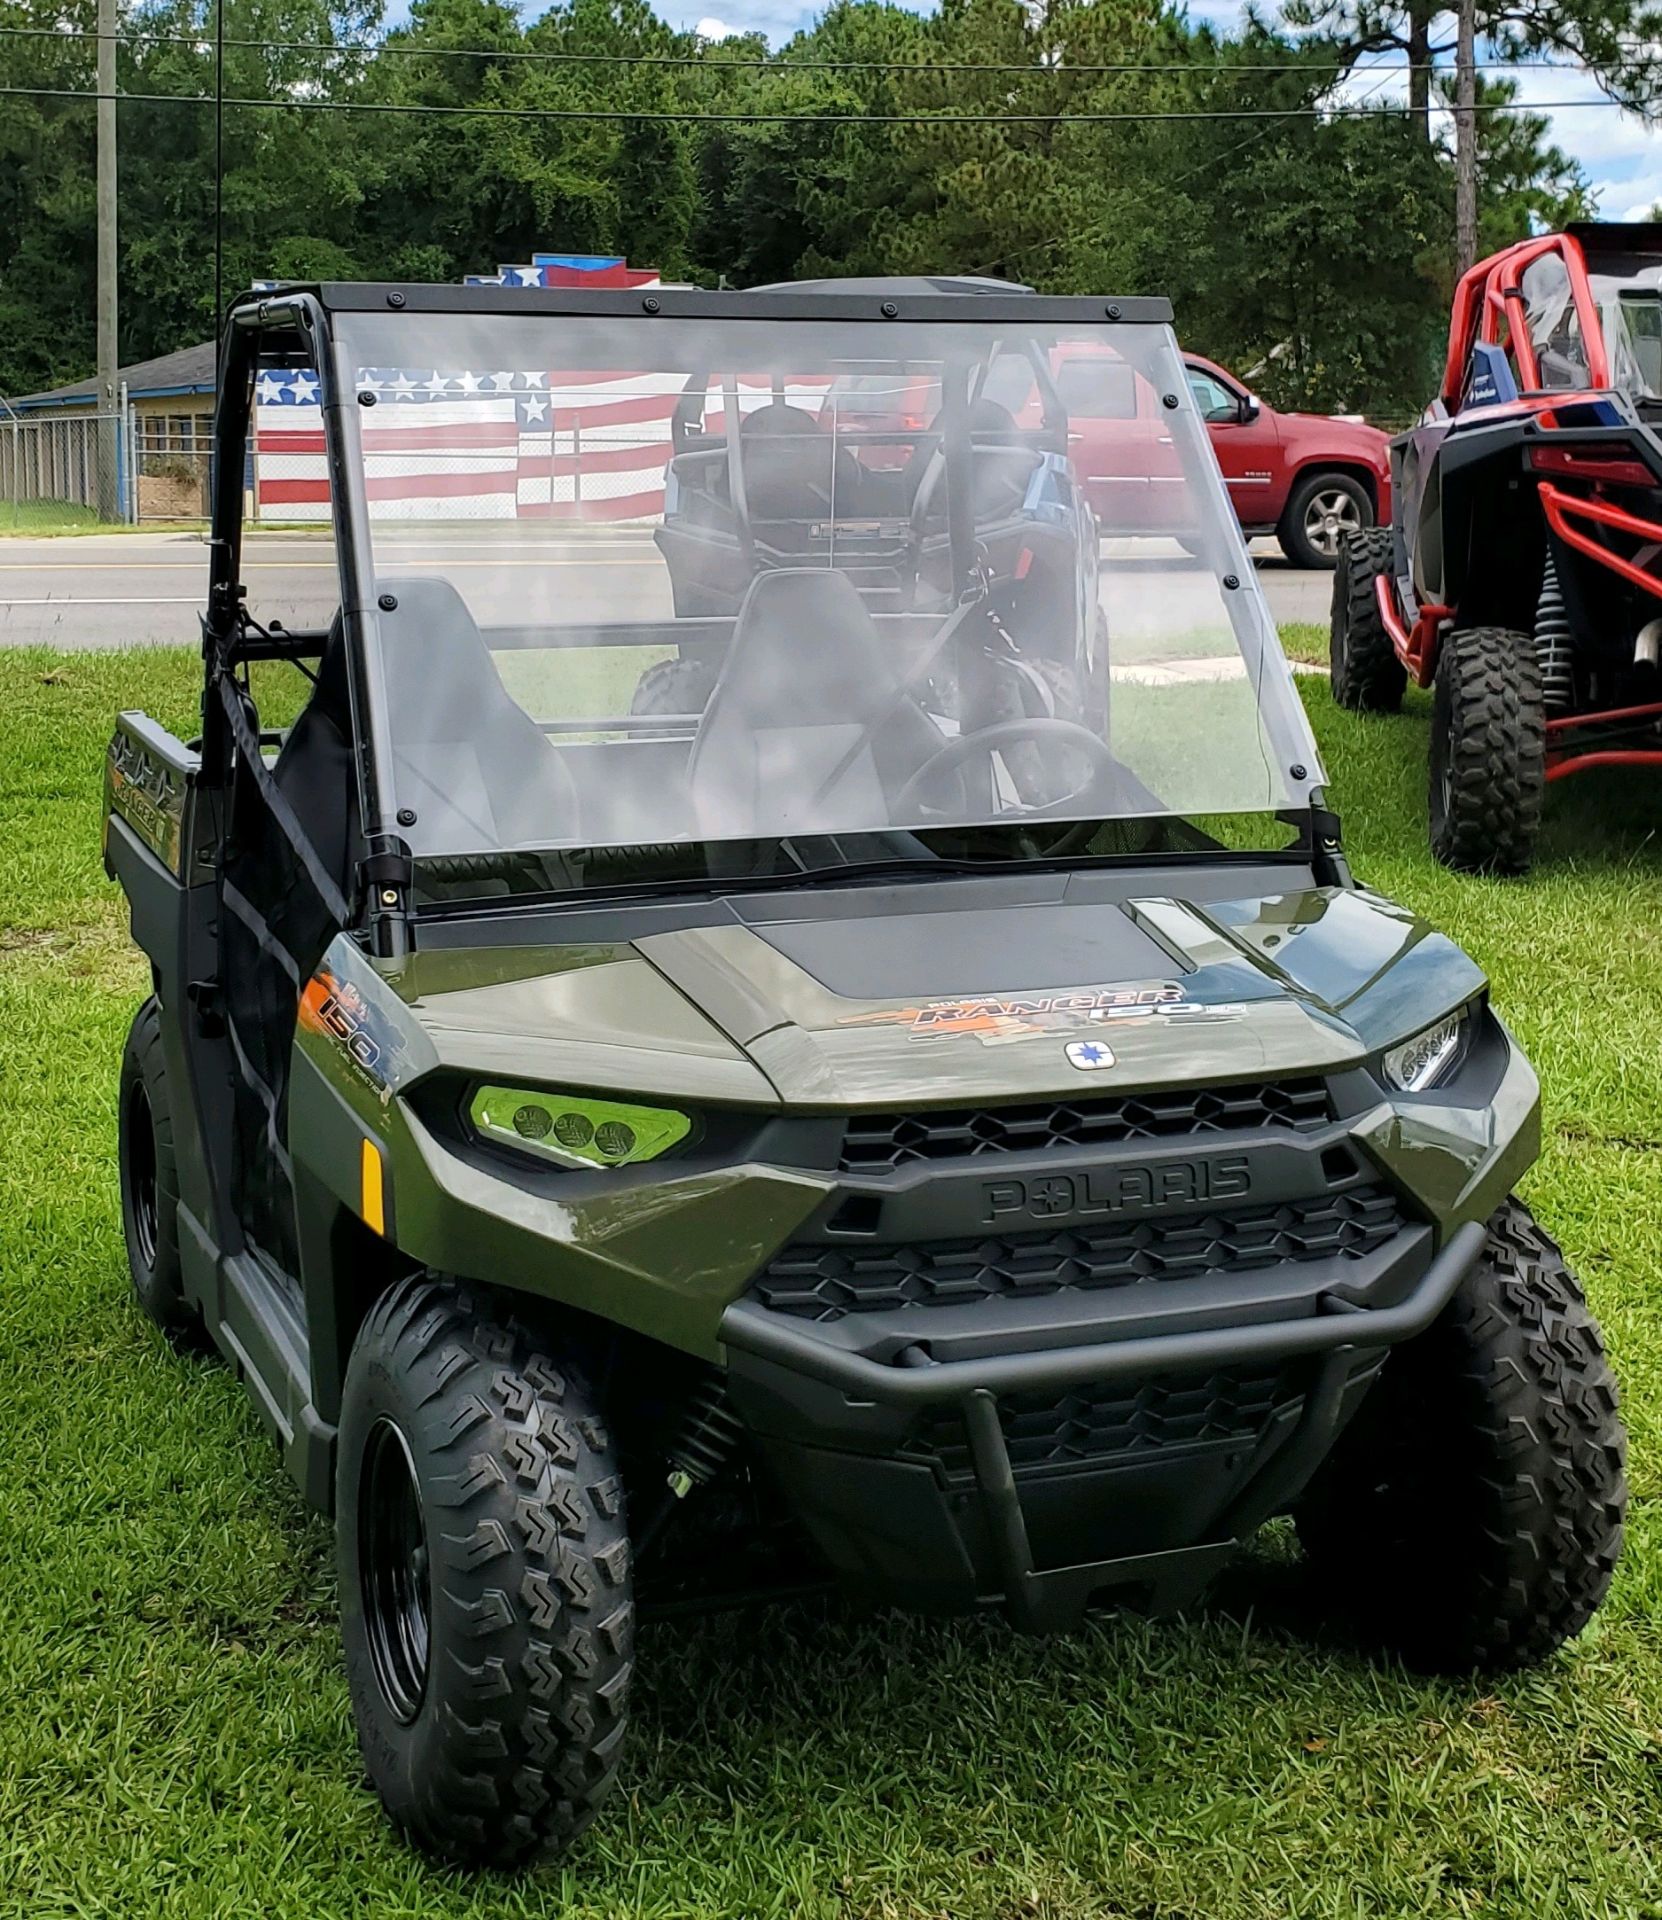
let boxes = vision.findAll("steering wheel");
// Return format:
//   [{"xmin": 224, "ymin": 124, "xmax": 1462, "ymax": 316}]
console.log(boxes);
[{"xmin": 892, "ymin": 717, "xmax": 1128, "ymax": 847}]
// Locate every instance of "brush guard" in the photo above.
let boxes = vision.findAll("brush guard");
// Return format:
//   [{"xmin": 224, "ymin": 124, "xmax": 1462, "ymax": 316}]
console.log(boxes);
[{"xmin": 722, "ymin": 1221, "xmax": 1486, "ymax": 1630}]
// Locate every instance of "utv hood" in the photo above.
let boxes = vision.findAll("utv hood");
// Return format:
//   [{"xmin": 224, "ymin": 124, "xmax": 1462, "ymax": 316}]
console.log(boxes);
[{"xmin": 391, "ymin": 881, "xmax": 1485, "ymax": 1109}]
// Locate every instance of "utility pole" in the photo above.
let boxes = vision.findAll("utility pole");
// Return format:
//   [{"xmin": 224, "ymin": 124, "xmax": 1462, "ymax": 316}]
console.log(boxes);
[
  {"xmin": 96, "ymin": 0, "xmax": 118, "ymax": 519},
  {"xmin": 1454, "ymin": 0, "xmax": 1479, "ymax": 277}
]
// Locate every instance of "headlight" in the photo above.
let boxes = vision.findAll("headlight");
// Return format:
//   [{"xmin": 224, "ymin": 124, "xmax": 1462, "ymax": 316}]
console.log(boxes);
[
  {"xmin": 1382, "ymin": 1008, "xmax": 1469, "ymax": 1092},
  {"xmin": 469, "ymin": 1085, "xmax": 692, "ymax": 1169}
]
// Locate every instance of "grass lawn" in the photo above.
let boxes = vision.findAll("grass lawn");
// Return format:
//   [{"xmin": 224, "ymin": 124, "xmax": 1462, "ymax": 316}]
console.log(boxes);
[
  {"xmin": 3, "ymin": 644, "xmax": 1662, "ymax": 1919},
  {"xmin": 0, "ymin": 499, "xmax": 107, "ymax": 536}
]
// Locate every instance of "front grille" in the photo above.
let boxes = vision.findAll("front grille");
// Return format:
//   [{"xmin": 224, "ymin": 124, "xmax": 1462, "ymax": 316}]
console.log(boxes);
[
  {"xmin": 905, "ymin": 1365, "xmax": 1297, "ymax": 1482},
  {"xmin": 752, "ymin": 1187, "xmax": 1403, "ymax": 1322},
  {"xmin": 840, "ymin": 1078, "xmax": 1333, "ymax": 1173}
]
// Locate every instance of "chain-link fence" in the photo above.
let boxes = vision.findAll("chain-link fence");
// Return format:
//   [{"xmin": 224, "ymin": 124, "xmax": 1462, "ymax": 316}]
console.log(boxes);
[
  {"xmin": 0, "ymin": 410, "xmax": 128, "ymax": 527},
  {"xmin": 132, "ymin": 412, "xmax": 211, "ymax": 522}
]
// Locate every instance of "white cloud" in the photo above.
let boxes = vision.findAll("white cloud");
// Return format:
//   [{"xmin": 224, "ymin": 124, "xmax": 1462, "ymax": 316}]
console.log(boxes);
[{"xmin": 694, "ymin": 14, "xmax": 737, "ymax": 37}]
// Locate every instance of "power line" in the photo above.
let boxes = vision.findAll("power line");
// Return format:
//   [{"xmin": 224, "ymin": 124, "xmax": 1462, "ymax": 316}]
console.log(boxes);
[
  {"xmin": 0, "ymin": 80, "xmax": 1641, "ymax": 124},
  {"xmin": 968, "ymin": 65, "xmax": 1405, "ymax": 277},
  {"xmin": 0, "ymin": 21, "xmax": 1654, "ymax": 81}
]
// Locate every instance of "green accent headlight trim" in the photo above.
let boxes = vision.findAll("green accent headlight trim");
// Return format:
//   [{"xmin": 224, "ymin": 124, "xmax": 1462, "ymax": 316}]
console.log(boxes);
[{"xmin": 470, "ymin": 1086, "xmax": 693, "ymax": 1169}]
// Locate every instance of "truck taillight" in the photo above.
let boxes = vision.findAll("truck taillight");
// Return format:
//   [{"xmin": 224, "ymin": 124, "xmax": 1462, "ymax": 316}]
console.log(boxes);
[{"xmin": 1528, "ymin": 444, "xmax": 1658, "ymax": 488}]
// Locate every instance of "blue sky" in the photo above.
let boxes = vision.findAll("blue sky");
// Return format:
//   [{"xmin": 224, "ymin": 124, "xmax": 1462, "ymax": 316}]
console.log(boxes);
[{"xmin": 654, "ymin": 0, "xmax": 1661, "ymax": 219}]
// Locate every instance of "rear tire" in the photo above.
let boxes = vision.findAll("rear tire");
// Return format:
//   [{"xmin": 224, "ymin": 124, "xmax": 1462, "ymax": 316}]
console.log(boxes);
[
  {"xmin": 1279, "ymin": 470, "xmax": 1373, "ymax": 569},
  {"xmin": 1296, "ymin": 1196, "xmax": 1625, "ymax": 1674},
  {"xmin": 1428, "ymin": 624, "xmax": 1545, "ymax": 875},
  {"xmin": 631, "ymin": 654, "xmax": 716, "ymax": 719},
  {"xmin": 119, "ymin": 998, "xmax": 199, "ymax": 1344},
  {"xmin": 1329, "ymin": 528, "xmax": 1405, "ymax": 713},
  {"xmin": 338, "ymin": 1280, "xmax": 633, "ymax": 1868}
]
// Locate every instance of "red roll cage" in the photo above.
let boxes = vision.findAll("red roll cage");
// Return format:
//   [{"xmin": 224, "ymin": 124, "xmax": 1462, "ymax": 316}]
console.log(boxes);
[
  {"xmin": 1375, "ymin": 229, "xmax": 1662, "ymax": 783},
  {"xmin": 1439, "ymin": 231, "xmax": 1611, "ymax": 413}
]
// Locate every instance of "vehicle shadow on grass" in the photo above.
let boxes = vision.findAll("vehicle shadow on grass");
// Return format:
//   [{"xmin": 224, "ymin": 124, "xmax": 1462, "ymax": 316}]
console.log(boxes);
[{"xmin": 624, "ymin": 1531, "xmax": 1466, "ymax": 1791}]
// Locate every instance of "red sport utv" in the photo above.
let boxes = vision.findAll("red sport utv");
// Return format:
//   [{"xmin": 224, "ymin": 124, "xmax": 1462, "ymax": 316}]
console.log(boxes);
[{"xmin": 1330, "ymin": 222, "xmax": 1662, "ymax": 872}]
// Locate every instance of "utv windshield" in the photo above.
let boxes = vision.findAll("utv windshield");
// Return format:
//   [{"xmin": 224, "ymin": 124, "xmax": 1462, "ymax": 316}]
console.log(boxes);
[
  {"xmin": 326, "ymin": 305, "xmax": 1320, "ymax": 892},
  {"xmin": 1522, "ymin": 248, "xmax": 1662, "ymax": 400}
]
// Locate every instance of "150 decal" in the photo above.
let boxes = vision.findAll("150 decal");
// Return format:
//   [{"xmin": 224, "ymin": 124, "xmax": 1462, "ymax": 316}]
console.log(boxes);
[{"xmin": 299, "ymin": 968, "xmax": 396, "ymax": 1089}]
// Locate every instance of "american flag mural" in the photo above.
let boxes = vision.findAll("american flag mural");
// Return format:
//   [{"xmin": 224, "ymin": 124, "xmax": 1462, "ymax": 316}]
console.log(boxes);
[
  {"xmin": 254, "ymin": 251, "xmax": 693, "ymax": 522},
  {"xmin": 254, "ymin": 367, "xmax": 832, "ymax": 523}
]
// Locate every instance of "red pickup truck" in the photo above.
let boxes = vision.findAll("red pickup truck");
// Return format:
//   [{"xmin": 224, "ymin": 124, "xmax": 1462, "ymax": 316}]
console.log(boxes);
[
  {"xmin": 1181, "ymin": 356, "xmax": 1392, "ymax": 567},
  {"xmin": 1051, "ymin": 349, "xmax": 1393, "ymax": 568},
  {"xmin": 826, "ymin": 348, "xmax": 1393, "ymax": 569}
]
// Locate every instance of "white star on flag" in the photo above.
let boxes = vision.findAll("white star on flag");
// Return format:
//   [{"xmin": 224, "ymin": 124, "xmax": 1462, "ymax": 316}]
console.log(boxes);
[
  {"xmin": 291, "ymin": 370, "xmax": 318, "ymax": 404},
  {"xmin": 457, "ymin": 371, "xmax": 479, "ymax": 394},
  {"xmin": 521, "ymin": 394, "xmax": 548, "ymax": 422},
  {"xmin": 256, "ymin": 372, "xmax": 285, "ymax": 404}
]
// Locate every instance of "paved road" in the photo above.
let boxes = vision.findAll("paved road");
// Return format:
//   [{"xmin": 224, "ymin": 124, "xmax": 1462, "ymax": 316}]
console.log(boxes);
[{"xmin": 0, "ymin": 529, "xmax": 1332, "ymax": 651}]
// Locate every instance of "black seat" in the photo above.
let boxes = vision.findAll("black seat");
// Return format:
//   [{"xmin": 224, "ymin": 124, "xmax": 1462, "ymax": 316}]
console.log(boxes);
[
  {"xmin": 374, "ymin": 577, "xmax": 580, "ymax": 851},
  {"xmin": 741, "ymin": 402, "xmax": 865, "ymax": 527},
  {"xmin": 686, "ymin": 569, "xmax": 943, "ymax": 840},
  {"xmin": 270, "ymin": 614, "xmax": 359, "ymax": 895}
]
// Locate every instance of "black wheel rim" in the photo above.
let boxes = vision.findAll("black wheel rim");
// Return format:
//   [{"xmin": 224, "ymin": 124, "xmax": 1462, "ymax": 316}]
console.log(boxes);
[
  {"xmin": 126, "ymin": 1082, "xmax": 159, "ymax": 1271},
  {"xmin": 360, "ymin": 1417, "xmax": 432, "ymax": 1725}
]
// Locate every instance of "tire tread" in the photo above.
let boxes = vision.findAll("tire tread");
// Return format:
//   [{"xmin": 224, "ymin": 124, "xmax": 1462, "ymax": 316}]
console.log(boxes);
[
  {"xmin": 1297, "ymin": 1196, "xmax": 1625, "ymax": 1673},
  {"xmin": 1329, "ymin": 527, "xmax": 1405, "ymax": 712},
  {"xmin": 1429, "ymin": 624, "xmax": 1546, "ymax": 875},
  {"xmin": 341, "ymin": 1279, "xmax": 632, "ymax": 1868}
]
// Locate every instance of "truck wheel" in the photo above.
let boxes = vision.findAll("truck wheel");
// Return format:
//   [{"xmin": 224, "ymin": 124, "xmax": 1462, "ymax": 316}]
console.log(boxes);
[
  {"xmin": 1428, "ymin": 625, "xmax": 1545, "ymax": 875},
  {"xmin": 631, "ymin": 655, "xmax": 716, "ymax": 718},
  {"xmin": 1279, "ymin": 471, "xmax": 1373, "ymax": 569},
  {"xmin": 1295, "ymin": 1196, "xmax": 1625, "ymax": 1673},
  {"xmin": 119, "ymin": 997, "xmax": 199, "ymax": 1343},
  {"xmin": 1329, "ymin": 528, "xmax": 1405, "ymax": 713},
  {"xmin": 338, "ymin": 1280, "xmax": 633, "ymax": 1868}
]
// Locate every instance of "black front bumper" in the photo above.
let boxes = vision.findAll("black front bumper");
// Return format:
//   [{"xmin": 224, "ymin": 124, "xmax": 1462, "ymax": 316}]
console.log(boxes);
[{"xmin": 720, "ymin": 1220, "xmax": 1487, "ymax": 1631}]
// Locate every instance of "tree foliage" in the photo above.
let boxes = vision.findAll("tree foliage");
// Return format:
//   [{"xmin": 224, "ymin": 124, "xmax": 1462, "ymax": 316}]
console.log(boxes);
[{"xmin": 0, "ymin": 0, "xmax": 1622, "ymax": 419}]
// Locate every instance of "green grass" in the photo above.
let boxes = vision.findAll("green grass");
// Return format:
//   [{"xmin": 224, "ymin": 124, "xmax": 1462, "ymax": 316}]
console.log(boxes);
[
  {"xmin": 1279, "ymin": 621, "xmax": 1329, "ymax": 668},
  {"xmin": 0, "ymin": 498, "xmax": 107, "ymax": 535},
  {"xmin": 4, "ymin": 646, "xmax": 1662, "ymax": 1918}
]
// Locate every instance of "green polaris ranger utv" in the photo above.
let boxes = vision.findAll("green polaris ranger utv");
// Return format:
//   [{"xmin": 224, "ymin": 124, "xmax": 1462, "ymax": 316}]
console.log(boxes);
[{"xmin": 106, "ymin": 278, "xmax": 1625, "ymax": 1869}]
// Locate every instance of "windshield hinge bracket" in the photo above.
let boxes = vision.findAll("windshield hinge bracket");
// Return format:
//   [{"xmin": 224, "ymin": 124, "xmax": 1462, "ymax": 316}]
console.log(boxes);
[{"xmin": 358, "ymin": 834, "xmax": 414, "ymax": 960}]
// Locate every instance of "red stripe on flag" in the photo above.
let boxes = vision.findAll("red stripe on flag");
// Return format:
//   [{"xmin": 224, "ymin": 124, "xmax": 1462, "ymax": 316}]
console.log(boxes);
[
  {"xmin": 259, "ymin": 477, "xmax": 332, "ymax": 503},
  {"xmin": 364, "ymin": 469, "xmax": 516, "ymax": 501},
  {"xmin": 516, "ymin": 439, "xmax": 673, "ymax": 479},
  {"xmin": 258, "ymin": 428, "xmax": 326, "ymax": 454},
  {"xmin": 549, "ymin": 393, "xmax": 680, "ymax": 430}
]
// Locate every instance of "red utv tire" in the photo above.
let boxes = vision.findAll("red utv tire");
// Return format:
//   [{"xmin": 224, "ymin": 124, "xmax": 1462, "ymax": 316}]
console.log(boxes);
[
  {"xmin": 1427, "ymin": 624, "xmax": 1545, "ymax": 875},
  {"xmin": 1329, "ymin": 528, "xmax": 1406, "ymax": 714},
  {"xmin": 631, "ymin": 654, "xmax": 717, "ymax": 718}
]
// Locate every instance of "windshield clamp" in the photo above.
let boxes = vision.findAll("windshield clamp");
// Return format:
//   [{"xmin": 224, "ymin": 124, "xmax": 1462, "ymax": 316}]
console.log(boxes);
[
  {"xmin": 1309, "ymin": 801, "xmax": 1353, "ymax": 890},
  {"xmin": 359, "ymin": 834, "xmax": 414, "ymax": 960}
]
